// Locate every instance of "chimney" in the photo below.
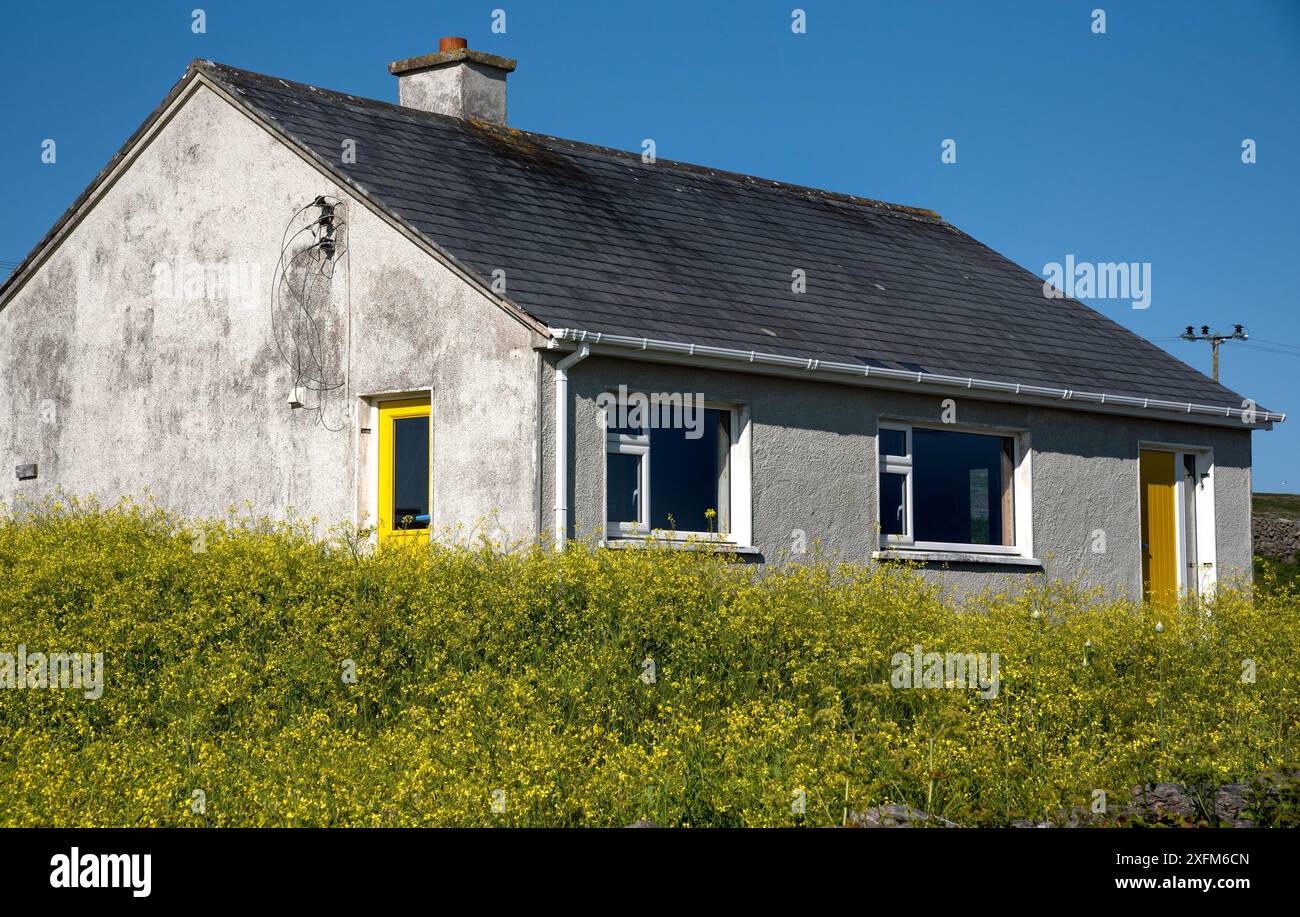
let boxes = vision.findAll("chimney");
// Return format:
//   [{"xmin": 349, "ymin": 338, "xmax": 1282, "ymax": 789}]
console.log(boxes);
[{"xmin": 389, "ymin": 37, "xmax": 517, "ymax": 125}]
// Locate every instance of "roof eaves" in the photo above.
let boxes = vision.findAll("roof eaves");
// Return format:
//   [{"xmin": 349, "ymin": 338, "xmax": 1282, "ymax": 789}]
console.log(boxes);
[{"xmin": 548, "ymin": 327, "xmax": 1284, "ymax": 428}]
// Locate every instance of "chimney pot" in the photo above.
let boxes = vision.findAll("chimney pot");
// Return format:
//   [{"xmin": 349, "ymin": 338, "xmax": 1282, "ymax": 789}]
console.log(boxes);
[{"xmin": 439, "ymin": 36, "xmax": 468, "ymax": 53}]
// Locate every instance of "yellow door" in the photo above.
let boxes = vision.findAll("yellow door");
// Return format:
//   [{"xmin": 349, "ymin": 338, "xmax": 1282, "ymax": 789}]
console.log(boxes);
[
  {"xmin": 377, "ymin": 398, "xmax": 431, "ymax": 547},
  {"xmin": 1139, "ymin": 450, "xmax": 1178, "ymax": 601}
]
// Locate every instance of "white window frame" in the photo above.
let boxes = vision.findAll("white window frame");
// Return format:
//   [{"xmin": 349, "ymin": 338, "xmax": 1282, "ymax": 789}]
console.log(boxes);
[
  {"xmin": 878, "ymin": 421, "xmax": 1032, "ymax": 557},
  {"xmin": 603, "ymin": 397, "xmax": 751, "ymax": 545},
  {"xmin": 879, "ymin": 425, "xmax": 913, "ymax": 546},
  {"xmin": 606, "ymin": 433, "xmax": 651, "ymax": 535}
]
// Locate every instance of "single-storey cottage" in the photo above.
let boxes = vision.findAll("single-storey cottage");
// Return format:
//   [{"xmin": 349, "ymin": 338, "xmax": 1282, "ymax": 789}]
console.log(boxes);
[{"xmin": 1, "ymin": 39, "xmax": 1283, "ymax": 598}]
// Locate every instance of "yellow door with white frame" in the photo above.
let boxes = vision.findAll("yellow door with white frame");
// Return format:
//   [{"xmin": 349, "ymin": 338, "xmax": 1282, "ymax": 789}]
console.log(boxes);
[
  {"xmin": 1139, "ymin": 449, "xmax": 1178, "ymax": 601},
  {"xmin": 377, "ymin": 398, "xmax": 431, "ymax": 547}
]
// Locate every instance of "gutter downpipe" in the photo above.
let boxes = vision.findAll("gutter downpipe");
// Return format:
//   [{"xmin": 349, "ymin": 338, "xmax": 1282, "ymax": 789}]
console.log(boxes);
[{"xmin": 554, "ymin": 344, "xmax": 591, "ymax": 550}]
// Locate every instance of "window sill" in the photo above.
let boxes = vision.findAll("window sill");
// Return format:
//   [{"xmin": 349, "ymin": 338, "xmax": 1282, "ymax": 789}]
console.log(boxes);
[
  {"xmin": 603, "ymin": 538, "xmax": 761, "ymax": 556},
  {"xmin": 873, "ymin": 549, "xmax": 1043, "ymax": 567}
]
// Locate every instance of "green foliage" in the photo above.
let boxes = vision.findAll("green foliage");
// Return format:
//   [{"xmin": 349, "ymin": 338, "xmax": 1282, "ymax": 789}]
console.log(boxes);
[
  {"xmin": 1253, "ymin": 491, "xmax": 1300, "ymax": 522},
  {"xmin": 1, "ymin": 497, "xmax": 1297, "ymax": 826},
  {"xmin": 1256, "ymin": 553, "xmax": 1300, "ymax": 590}
]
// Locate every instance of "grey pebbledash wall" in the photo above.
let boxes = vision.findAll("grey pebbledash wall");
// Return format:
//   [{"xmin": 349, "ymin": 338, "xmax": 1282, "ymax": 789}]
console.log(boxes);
[
  {"xmin": 0, "ymin": 84, "xmax": 539, "ymax": 542},
  {"xmin": 542, "ymin": 353, "xmax": 1254, "ymax": 598}
]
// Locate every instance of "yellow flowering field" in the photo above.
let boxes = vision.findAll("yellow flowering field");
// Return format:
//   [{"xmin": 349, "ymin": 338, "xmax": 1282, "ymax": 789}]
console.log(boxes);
[{"xmin": 1, "ymin": 497, "xmax": 1297, "ymax": 827}]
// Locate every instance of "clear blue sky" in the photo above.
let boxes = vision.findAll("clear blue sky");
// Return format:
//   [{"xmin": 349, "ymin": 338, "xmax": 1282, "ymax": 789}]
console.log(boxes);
[{"xmin": 3, "ymin": 1, "xmax": 1297, "ymax": 490}]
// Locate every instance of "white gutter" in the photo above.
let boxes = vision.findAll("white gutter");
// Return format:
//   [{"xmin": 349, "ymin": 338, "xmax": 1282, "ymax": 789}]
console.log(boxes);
[
  {"xmin": 548, "ymin": 328, "xmax": 1284, "ymax": 426},
  {"xmin": 553, "ymin": 343, "xmax": 591, "ymax": 549}
]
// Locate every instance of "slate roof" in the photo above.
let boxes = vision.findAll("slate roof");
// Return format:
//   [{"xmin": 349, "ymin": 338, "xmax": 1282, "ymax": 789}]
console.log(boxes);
[{"xmin": 52, "ymin": 61, "xmax": 1281, "ymax": 413}]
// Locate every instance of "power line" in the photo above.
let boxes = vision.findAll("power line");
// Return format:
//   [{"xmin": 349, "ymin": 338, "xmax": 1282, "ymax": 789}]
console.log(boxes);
[
  {"xmin": 1156, "ymin": 330, "xmax": 1300, "ymax": 362},
  {"xmin": 1248, "ymin": 337, "xmax": 1300, "ymax": 353},
  {"xmin": 1242, "ymin": 343, "xmax": 1300, "ymax": 359}
]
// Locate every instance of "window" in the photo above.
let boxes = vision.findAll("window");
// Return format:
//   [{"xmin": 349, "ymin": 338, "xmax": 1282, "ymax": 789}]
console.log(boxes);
[
  {"xmin": 603, "ymin": 394, "xmax": 743, "ymax": 540},
  {"xmin": 879, "ymin": 423, "xmax": 1022, "ymax": 554},
  {"xmin": 377, "ymin": 398, "xmax": 431, "ymax": 545}
]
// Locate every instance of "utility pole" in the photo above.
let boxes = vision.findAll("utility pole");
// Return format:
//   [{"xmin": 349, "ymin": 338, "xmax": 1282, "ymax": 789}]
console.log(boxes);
[{"xmin": 1180, "ymin": 325, "xmax": 1247, "ymax": 382}]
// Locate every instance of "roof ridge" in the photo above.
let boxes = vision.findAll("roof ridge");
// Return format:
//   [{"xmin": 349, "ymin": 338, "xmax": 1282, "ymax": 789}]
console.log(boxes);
[{"xmin": 195, "ymin": 59, "xmax": 944, "ymax": 222}]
